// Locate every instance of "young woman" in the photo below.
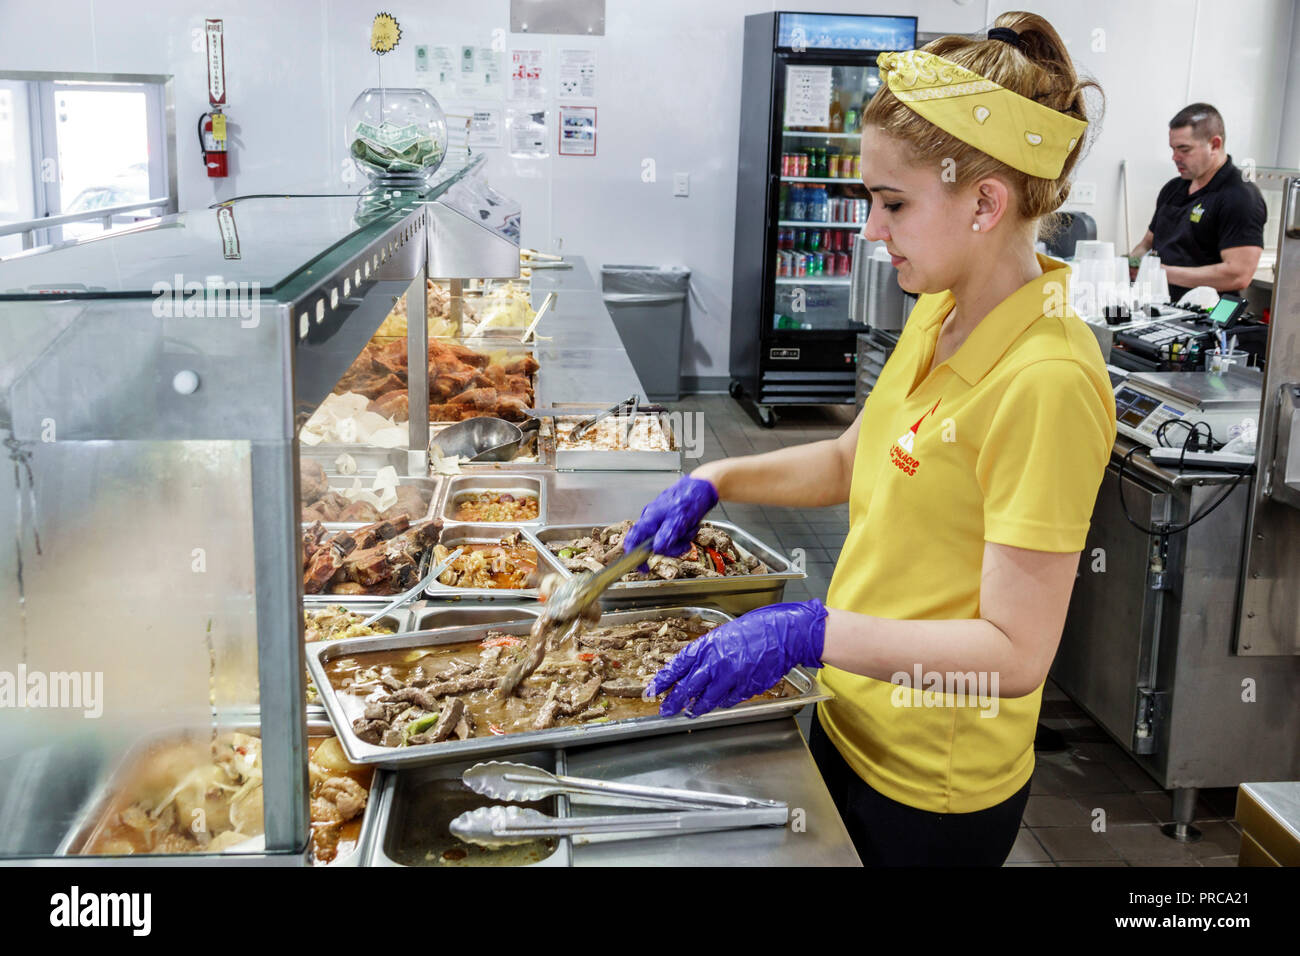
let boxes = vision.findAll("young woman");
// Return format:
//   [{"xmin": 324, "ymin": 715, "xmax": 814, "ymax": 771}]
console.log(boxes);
[{"xmin": 623, "ymin": 13, "xmax": 1117, "ymax": 866}]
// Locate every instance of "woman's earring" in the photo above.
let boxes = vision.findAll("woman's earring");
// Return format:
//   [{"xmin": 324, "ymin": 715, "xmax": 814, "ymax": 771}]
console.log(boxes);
[{"xmin": 972, "ymin": 222, "xmax": 981, "ymax": 232}]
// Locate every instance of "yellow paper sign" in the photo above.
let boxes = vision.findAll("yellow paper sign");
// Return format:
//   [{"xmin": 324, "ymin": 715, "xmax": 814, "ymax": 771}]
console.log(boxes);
[
  {"xmin": 371, "ymin": 13, "xmax": 401, "ymax": 53},
  {"xmin": 211, "ymin": 113, "xmax": 227, "ymax": 142}
]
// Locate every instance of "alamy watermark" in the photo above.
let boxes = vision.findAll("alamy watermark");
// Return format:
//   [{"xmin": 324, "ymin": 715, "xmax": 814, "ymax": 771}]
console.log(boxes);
[
  {"xmin": 596, "ymin": 410, "xmax": 705, "ymax": 459},
  {"xmin": 0, "ymin": 665, "xmax": 103, "ymax": 718},
  {"xmin": 152, "ymin": 274, "xmax": 261, "ymax": 327},
  {"xmin": 889, "ymin": 664, "xmax": 1000, "ymax": 718}
]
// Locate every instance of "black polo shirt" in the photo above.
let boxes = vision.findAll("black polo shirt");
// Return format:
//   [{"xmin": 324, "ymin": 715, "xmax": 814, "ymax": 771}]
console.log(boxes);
[{"xmin": 1148, "ymin": 155, "xmax": 1267, "ymax": 300}]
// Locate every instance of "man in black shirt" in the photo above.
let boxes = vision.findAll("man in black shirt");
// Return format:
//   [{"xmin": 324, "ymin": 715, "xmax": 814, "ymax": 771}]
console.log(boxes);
[{"xmin": 1129, "ymin": 103, "xmax": 1267, "ymax": 302}]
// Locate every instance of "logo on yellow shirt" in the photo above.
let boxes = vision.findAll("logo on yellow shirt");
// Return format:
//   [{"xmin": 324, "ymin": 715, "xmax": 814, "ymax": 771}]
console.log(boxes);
[
  {"xmin": 890, "ymin": 398, "xmax": 941, "ymax": 476},
  {"xmin": 1190, "ymin": 202, "xmax": 1204, "ymax": 224}
]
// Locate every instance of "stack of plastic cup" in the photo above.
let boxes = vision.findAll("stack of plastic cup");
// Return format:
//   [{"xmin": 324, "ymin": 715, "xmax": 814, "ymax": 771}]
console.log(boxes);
[{"xmin": 1134, "ymin": 253, "xmax": 1170, "ymax": 306}]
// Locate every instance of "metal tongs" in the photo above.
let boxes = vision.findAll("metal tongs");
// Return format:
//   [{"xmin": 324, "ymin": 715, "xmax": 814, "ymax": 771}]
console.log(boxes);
[
  {"xmin": 495, "ymin": 543, "xmax": 651, "ymax": 697},
  {"xmin": 360, "ymin": 547, "xmax": 464, "ymax": 627},
  {"xmin": 568, "ymin": 394, "xmax": 638, "ymax": 442},
  {"xmin": 451, "ymin": 761, "xmax": 789, "ymax": 847}
]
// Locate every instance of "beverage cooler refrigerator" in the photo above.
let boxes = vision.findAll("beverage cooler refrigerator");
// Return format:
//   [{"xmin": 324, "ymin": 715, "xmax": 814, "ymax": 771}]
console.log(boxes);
[{"xmin": 729, "ymin": 11, "xmax": 915, "ymax": 427}]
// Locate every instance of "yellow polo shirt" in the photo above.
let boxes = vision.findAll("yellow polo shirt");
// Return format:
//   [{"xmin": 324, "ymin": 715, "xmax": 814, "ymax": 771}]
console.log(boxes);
[{"xmin": 818, "ymin": 253, "xmax": 1117, "ymax": 813}]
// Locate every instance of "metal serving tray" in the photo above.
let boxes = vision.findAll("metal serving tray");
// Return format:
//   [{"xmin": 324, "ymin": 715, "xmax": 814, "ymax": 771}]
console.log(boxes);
[
  {"xmin": 364, "ymin": 749, "xmax": 571, "ymax": 867},
  {"xmin": 55, "ymin": 720, "xmax": 382, "ymax": 867},
  {"xmin": 439, "ymin": 474, "xmax": 545, "ymax": 527},
  {"xmin": 550, "ymin": 414, "xmax": 684, "ymax": 472},
  {"xmin": 411, "ymin": 604, "xmax": 539, "ymax": 631},
  {"xmin": 305, "ymin": 605, "xmax": 411, "ymax": 722},
  {"xmin": 302, "ymin": 521, "xmax": 439, "ymax": 607},
  {"xmin": 424, "ymin": 523, "xmax": 566, "ymax": 602},
  {"xmin": 525, "ymin": 520, "xmax": 804, "ymax": 616},
  {"xmin": 305, "ymin": 605, "xmax": 829, "ymax": 769},
  {"xmin": 302, "ymin": 475, "xmax": 442, "ymax": 532}
]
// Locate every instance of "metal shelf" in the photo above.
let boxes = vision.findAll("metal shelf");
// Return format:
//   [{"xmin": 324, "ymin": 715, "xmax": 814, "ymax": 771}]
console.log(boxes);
[
  {"xmin": 781, "ymin": 176, "xmax": 863, "ymax": 184},
  {"xmin": 778, "ymin": 220, "xmax": 862, "ymax": 228}
]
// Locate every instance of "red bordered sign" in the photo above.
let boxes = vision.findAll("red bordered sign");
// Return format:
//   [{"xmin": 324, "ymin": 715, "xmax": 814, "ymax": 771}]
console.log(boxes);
[{"xmin": 205, "ymin": 19, "xmax": 227, "ymax": 106}]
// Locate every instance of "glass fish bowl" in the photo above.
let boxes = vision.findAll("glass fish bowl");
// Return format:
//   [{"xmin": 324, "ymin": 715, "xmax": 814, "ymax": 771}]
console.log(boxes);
[{"xmin": 347, "ymin": 87, "xmax": 447, "ymax": 185}]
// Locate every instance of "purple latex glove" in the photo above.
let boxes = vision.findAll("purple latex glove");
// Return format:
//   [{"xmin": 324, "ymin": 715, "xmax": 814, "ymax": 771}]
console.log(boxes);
[
  {"xmin": 647, "ymin": 600, "xmax": 827, "ymax": 718},
  {"xmin": 622, "ymin": 475, "xmax": 719, "ymax": 558}
]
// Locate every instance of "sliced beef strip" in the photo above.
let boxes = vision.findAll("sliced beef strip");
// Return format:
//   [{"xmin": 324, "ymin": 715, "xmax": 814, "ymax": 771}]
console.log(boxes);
[
  {"xmin": 425, "ymin": 674, "xmax": 499, "ymax": 698},
  {"xmin": 559, "ymin": 676, "xmax": 604, "ymax": 716},
  {"xmin": 352, "ymin": 718, "xmax": 387, "ymax": 744},
  {"xmin": 577, "ymin": 633, "xmax": 627, "ymax": 650},
  {"xmin": 428, "ymin": 697, "xmax": 465, "ymax": 742},
  {"xmin": 533, "ymin": 698, "xmax": 561, "ymax": 731},
  {"xmin": 387, "ymin": 686, "xmax": 438, "ymax": 711},
  {"xmin": 600, "ymin": 678, "xmax": 647, "ymax": 698}
]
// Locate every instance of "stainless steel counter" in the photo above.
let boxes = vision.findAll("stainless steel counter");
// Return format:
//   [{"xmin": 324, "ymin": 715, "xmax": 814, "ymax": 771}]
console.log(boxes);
[
  {"xmin": 529, "ymin": 256, "xmax": 645, "ymax": 406},
  {"xmin": 566, "ymin": 721, "xmax": 860, "ymax": 866}
]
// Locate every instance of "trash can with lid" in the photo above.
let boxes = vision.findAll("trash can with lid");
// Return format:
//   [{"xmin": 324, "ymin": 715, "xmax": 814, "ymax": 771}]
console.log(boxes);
[{"xmin": 600, "ymin": 264, "xmax": 691, "ymax": 402}]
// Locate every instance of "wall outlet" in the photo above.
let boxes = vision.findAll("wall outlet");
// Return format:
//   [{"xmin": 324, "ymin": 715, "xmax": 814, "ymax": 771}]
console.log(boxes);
[
  {"xmin": 1073, "ymin": 181, "xmax": 1097, "ymax": 204},
  {"xmin": 673, "ymin": 172, "xmax": 690, "ymax": 197}
]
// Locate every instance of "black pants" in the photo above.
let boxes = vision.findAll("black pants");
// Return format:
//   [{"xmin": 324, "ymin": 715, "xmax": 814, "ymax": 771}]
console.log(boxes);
[{"xmin": 808, "ymin": 709, "xmax": 1030, "ymax": 866}]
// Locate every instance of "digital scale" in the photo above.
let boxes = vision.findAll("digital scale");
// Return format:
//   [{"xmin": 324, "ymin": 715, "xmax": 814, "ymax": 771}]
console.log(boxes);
[{"xmin": 1114, "ymin": 369, "xmax": 1261, "ymax": 448}]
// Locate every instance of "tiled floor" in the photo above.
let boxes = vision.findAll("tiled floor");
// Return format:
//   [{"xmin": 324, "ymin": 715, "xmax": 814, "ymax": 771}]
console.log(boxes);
[{"xmin": 665, "ymin": 394, "xmax": 1243, "ymax": 867}]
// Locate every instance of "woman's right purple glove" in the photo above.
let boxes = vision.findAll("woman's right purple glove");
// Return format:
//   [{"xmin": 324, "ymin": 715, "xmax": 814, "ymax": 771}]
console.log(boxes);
[{"xmin": 621, "ymin": 475, "xmax": 719, "ymax": 557}]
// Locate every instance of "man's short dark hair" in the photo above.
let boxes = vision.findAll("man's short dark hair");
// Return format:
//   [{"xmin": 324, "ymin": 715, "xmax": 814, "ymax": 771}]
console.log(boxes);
[{"xmin": 1169, "ymin": 103, "xmax": 1225, "ymax": 144}]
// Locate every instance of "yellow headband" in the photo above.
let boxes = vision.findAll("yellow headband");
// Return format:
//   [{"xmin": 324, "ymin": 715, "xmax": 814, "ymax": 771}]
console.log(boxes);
[{"xmin": 875, "ymin": 49, "xmax": 1087, "ymax": 180}]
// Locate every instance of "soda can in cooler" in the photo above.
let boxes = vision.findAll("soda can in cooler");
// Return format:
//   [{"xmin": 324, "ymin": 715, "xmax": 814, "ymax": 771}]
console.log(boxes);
[
  {"xmin": 828, "ymin": 155, "xmax": 840, "ymax": 178},
  {"xmin": 851, "ymin": 155, "xmax": 861, "ymax": 179},
  {"xmin": 795, "ymin": 253, "xmax": 806, "ymax": 277},
  {"xmin": 836, "ymin": 252, "xmax": 850, "ymax": 275},
  {"xmin": 796, "ymin": 153, "xmax": 808, "ymax": 177}
]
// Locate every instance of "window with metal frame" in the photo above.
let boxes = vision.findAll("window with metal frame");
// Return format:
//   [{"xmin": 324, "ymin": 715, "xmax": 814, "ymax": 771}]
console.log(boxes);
[{"xmin": 0, "ymin": 72, "xmax": 176, "ymax": 258}]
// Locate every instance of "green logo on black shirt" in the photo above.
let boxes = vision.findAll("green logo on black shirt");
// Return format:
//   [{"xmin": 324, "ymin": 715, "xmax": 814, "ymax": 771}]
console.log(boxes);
[{"xmin": 1190, "ymin": 202, "xmax": 1204, "ymax": 223}]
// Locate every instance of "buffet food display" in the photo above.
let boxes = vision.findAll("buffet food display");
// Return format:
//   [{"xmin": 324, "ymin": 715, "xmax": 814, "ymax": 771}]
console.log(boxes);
[
  {"xmin": 545, "ymin": 520, "xmax": 769, "ymax": 580},
  {"xmin": 548, "ymin": 413, "xmax": 683, "ymax": 471},
  {"xmin": 70, "ymin": 732, "xmax": 373, "ymax": 865},
  {"xmin": 327, "ymin": 613, "xmax": 792, "ymax": 748},
  {"xmin": 382, "ymin": 279, "xmax": 536, "ymax": 339},
  {"xmin": 430, "ymin": 533, "xmax": 540, "ymax": 590},
  {"xmin": 300, "ymin": 461, "xmax": 436, "ymax": 524},
  {"xmin": 554, "ymin": 414, "xmax": 675, "ymax": 452},
  {"xmin": 328, "ymin": 338, "xmax": 539, "ymax": 425},
  {"xmin": 302, "ymin": 516, "xmax": 437, "ymax": 596},
  {"xmin": 305, "ymin": 605, "xmax": 399, "ymax": 643},
  {"xmin": 451, "ymin": 491, "xmax": 540, "ymax": 523}
]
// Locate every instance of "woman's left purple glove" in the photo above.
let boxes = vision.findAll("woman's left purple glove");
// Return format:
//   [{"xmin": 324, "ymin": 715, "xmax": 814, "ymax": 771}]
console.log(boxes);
[
  {"xmin": 647, "ymin": 599, "xmax": 827, "ymax": 718},
  {"xmin": 622, "ymin": 475, "xmax": 719, "ymax": 558}
]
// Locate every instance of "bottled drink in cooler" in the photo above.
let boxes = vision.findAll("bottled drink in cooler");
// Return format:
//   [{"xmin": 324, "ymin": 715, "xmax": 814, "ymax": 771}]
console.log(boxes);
[{"xmin": 829, "ymin": 97, "xmax": 844, "ymax": 133}]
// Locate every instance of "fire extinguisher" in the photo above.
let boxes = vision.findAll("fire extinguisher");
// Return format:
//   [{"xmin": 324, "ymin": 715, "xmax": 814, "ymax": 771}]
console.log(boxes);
[{"xmin": 199, "ymin": 110, "xmax": 229, "ymax": 178}]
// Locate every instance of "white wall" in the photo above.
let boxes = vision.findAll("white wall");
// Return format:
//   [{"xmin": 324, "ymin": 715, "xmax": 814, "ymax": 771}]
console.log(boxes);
[{"xmin": 1, "ymin": 0, "xmax": 1294, "ymax": 384}]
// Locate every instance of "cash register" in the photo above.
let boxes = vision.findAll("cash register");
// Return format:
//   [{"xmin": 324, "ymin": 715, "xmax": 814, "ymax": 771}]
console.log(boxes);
[{"xmin": 1110, "ymin": 295, "xmax": 1266, "ymax": 371}]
